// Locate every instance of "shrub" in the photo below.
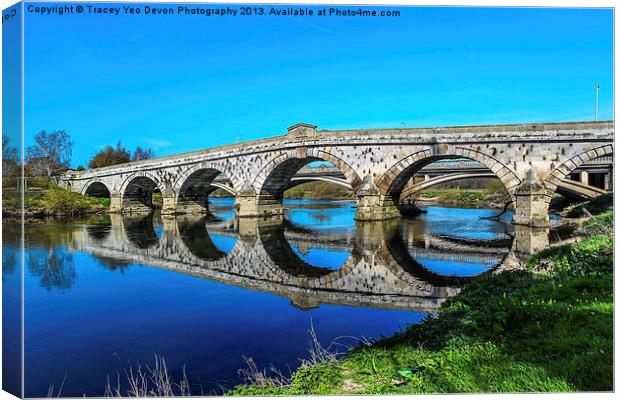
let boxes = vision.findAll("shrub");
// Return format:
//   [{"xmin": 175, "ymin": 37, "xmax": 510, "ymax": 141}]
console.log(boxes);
[
  {"xmin": 46, "ymin": 187, "xmax": 92, "ymax": 216},
  {"xmin": 576, "ymin": 211, "xmax": 613, "ymax": 237},
  {"xmin": 567, "ymin": 193, "xmax": 613, "ymax": 218},
  {"xmin": 419, "ymin": 189, "xmax": 440, "ymax": 198},
  {"xmin": 484, "ymin": 179, "xmax": 508, "ymax": 195}
]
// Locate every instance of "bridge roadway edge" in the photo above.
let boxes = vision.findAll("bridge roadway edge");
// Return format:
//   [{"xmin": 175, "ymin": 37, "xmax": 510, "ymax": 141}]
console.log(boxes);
[{"xmin": 59, "ymin": 120, "xmax": 614, "ymax": 227}]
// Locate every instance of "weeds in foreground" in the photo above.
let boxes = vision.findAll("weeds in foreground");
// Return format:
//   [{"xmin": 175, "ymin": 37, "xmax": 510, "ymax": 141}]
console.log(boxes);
[
  {"xmin": 575, "ymin": 211, "xmax": 613, "ymax": 237},
  {"xmin": 236, "ymin": 319, "xmax": 366, "ymax": 393},
  {"xmin": 300, "ymin": 319, "xmax": 345, "ymax": 367},
  {"xmin": 104, "ymin": 354, "xmax": 190, "ymax": 397},
  {"xmin": 237, "ymin": 356, "xmax": 292, "ymax": 389},
  {"xmin": 46, "ymin": 373, "xmax": 67, "ymax": 398}
]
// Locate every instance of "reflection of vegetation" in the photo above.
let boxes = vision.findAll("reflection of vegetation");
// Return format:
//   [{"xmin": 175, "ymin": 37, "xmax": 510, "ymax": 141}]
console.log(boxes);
[
  {"xmin": 93, "ymin": 255, "xmax": 132, "ymax": 275},
  {"xmin": 22, "ymin": 224, "xmax": 79, "ymax": 290},
  {"xmin": 27, "ymin": 246, "xmax": 76, "ymax": 291},
  {"xmin": 2, "ymin": 226, "xmax": 19, "ymax": 279},
  {"xmin": 86, "ymin": 224, "xmax": 112, "ymax": 240},
  {"xmin": 152, "ymin": 192, "xmax": 163, "ymax": 208},
  {"xmin": 229, "ymin": 215, "xmax": 613, "ymax": 395},
  {"xmin": 285, "ymin": 182, "xmax": 354, "ymax": 200}
]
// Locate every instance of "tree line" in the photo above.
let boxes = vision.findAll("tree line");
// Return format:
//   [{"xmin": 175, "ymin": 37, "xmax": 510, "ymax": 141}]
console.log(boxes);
[{"xmin": 2, "ymin": 129, "xmax": 156, "ymax": 178}]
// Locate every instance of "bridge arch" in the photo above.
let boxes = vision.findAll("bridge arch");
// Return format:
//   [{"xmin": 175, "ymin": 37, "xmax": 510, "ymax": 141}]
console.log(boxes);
[
  {"xmin": 252, "ymin": 148, "xmax": 362, "ymax": 207},
  {"xmin": 543, "ymin": 144, "xmax": 613, "ymax": 201},
  {"xmin": 120, "ymin": 171, "xmax": 167, "ymax": 213},
  {"xmin": 82, "ymin": 179, "xmax": 112, "ymax": 200},
  {"xmin": 173, "ymin": 162, "xmax": 239, "ymax": 214},
  {"xmin": 377, "ymin": 146, "xmax": 520, "ymax": 204}
]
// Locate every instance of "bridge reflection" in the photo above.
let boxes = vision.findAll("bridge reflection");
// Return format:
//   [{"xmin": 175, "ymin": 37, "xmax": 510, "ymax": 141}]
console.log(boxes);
[{"xmin": 70, "ymin": 214, "xmax": 550, "ymax": 312}]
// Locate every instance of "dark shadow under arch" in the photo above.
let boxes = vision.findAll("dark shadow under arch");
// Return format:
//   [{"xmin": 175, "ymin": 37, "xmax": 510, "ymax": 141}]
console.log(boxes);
[
  {"xmin": 257, "ymin": 224, "xmax": 344, "ymax": 278},
  {"xmin": 176, "ymin": 216, "xmax": 230, "ymax": 261},
  {"xmin": 123, "ymin": 215, "xmax": 160, "ymax": 249},
  {"xmin": 177, "ymin": 168, "xmax": 222, "ymax": 211},
  {"xmin": 84, "ymin": 181, "xmax": 111, "ymax": 198},
  {"xmin": 122, "ymin": 176, "xmax": 161, "ymax": 213}
]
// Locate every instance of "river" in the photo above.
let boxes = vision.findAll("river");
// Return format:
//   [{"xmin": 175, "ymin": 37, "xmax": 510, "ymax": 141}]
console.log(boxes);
[{"xmin": 2, "ymin": 198, "xmax": 552, "ymax": 397}]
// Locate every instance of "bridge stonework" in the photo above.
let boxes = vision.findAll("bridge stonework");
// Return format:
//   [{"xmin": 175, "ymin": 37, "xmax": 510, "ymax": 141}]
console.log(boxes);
[
  {"xmin": 68, "ymin": 214, "xmax": 545, "ymax": 311},
  {"xmin": 61, "ymin": 121, "xmax": 613, "ymax": 227}
]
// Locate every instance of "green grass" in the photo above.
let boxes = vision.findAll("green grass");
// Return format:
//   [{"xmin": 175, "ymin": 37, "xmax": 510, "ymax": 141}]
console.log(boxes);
[
  {"xmin": 284, "ymin": 181, "xmax": 355, "ymax": 200},
  {"xmin": 567, "ymin": 193, "xmax": 613, "ymax": 218},
  {"xmin": 228, "ymin": 214, "xmax": 613, "ymax": 395},
  {"xmin": 419, "ymin": 188, "xmax": 486, "ymax": 203},
  {"xmin": 2, "ymin": 181, "xmax": 106, "ymax": 217},
  {"xmin": 152, "ymin": 192, "xmax": 163, "ymax": 208},
  {"xmin": 575, "ymin": 211, "xmax": 613, "ymax": 236}
]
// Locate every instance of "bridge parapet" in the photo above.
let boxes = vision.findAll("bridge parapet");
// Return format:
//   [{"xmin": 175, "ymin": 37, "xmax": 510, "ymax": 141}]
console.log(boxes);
[{"xmin": 61, "ymin": 120, "xmax": 613, "ymax": 226}]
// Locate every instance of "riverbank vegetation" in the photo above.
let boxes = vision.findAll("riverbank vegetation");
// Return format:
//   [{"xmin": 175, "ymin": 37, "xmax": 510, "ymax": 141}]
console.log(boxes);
[
  {"xmin": 2, "ymin": 179, "xmax": 107, "ymax": 219},
  {"xmin": 284, "ymin": 182, "xmax": 355, "ymax": 200},
  {"xmin": 2, "ymin": 131, "xmax": 159, "ymax": 219},
  {"xmin": 417, "ymin": 179, "xmax": 509, "ymax": 209},
  {"xmin": 565, "ymin": 192, "xmax": 613, "ymax": 218},
  {"xmin": 228, "ymin": 210, "xmax": 613, "ymax": 395}
]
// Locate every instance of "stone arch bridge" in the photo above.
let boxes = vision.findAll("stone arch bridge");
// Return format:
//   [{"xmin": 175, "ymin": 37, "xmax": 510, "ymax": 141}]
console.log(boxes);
[{"xmin": 60, "ymin": 120, "xmax": 614, "ymax": 227}]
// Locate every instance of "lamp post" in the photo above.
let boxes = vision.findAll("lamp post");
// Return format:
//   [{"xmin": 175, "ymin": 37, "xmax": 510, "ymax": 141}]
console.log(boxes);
[{"xmin": 595, "ymin": 83, "xmax": 600, "ymax": 121}]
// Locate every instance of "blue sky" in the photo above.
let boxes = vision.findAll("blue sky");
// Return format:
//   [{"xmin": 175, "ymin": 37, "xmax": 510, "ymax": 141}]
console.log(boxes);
[{"xmin": 21, "ymin": 4, "xmax": 614, "ymax": 168}]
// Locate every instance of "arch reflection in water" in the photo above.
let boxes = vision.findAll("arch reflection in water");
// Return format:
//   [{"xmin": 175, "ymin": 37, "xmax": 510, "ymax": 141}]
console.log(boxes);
[
  {"xmin": 176, "ymin": 215, "xmax": 235, "ymax": 261},
  {"xmin": 396, "ymin": 208, "xmax": 515, "ymax": 279},
  {"xmin": 73, "ymin": 212, "xmax": 529, "ymax": 313}
]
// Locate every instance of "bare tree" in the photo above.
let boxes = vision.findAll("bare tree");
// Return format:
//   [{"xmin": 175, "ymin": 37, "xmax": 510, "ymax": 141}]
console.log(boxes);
[
  {"xmin": 2, "ymin": 135, "xmax": 19, "ymax": 177},
  {"xmin": 25, "ymin": 130, "xmax": 72, "ymax": 177},
  {"xmin": 133, "ymin": 146, "xmax": 155, "ymax": 162}
]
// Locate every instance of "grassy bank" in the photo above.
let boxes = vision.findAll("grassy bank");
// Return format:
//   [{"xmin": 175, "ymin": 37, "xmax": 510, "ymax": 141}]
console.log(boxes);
[
  {"xmin": 2, "ymin": 181, "xmax": 107, "ymax": 219},
  {"xmin": 228, "ymin": 213, "xmax": 613, "ymax": 395},
  {"xmin": 566, "ymin": 192, "xmax": 613, "ymax": 218},
  {"xmin": 284, "ymin": 181, "xmax": 355, "ymax": 200},
  {"xmin": 418, "ymin": 187, "xmax": 508, "ymax": 208}
]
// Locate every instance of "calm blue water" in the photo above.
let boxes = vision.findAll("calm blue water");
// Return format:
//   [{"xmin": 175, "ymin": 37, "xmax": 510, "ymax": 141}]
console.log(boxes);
[{"xmin": 4, "ymin": 200, "xmax": 517, "ymax": 397}]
